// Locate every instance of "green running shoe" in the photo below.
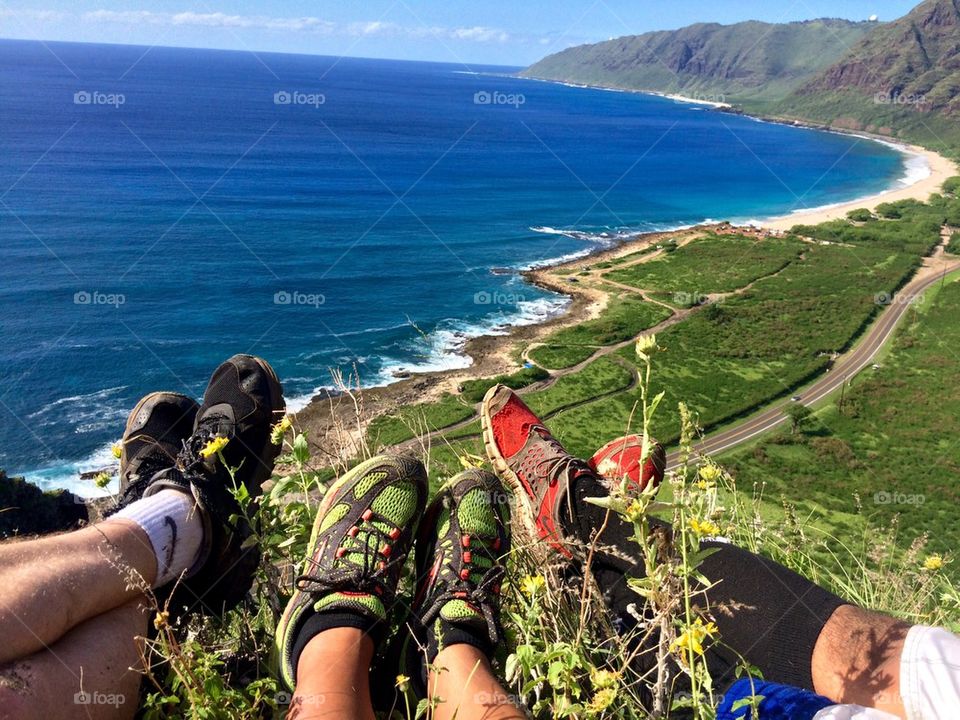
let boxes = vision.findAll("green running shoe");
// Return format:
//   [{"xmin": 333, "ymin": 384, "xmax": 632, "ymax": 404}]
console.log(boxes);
[
  {"xmin": 275, "ymin": 454, "xmax": 427, "ymax": 691},
  {"xmin": 394, "ymin": 468, "xmax": 510, "ymax": 700}
]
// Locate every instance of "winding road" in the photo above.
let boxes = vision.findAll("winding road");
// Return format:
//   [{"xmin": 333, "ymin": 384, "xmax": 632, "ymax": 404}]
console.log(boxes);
[{"xmin": 666, "ymin": 246, "xmax": 960, "ymax": 469}]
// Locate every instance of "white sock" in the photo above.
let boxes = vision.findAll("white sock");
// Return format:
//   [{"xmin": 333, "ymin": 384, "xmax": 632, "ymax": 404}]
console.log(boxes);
[{"xmin": 113, "ymin": 489, "xmax": 206, "ymax": 588}]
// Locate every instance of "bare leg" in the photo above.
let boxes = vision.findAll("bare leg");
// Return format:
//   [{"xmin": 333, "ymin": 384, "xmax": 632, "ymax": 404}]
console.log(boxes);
[
  {"xmin": 429, "ymin": 645, "xmax": 525, "ymax": 720},
  {"xmin": 289, "ymin": 627, "xmax": 375, "ymax": 720},
  {"xmin": 0, "ymin": 597, "xmax": 148, "ymax": 720},
  {"xmin": 0, "ymin": 519, "xmax": 157, "ymax": 664},
  {"xmin": 812, "ymin": 605, "xmax": 909, "ymax": 717}
]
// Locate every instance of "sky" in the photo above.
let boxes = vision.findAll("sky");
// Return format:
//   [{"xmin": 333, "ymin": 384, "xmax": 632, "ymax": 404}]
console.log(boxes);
[{"xmin": 0, "ymin": 1, "xmax": 923, "ymax": 67}]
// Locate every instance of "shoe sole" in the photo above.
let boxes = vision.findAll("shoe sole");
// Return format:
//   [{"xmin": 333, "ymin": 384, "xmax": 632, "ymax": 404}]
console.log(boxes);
[
  {"xmin": 273, "ymin": 454, "xmax": 419, "ymax": 688},
  {"xmin": 479, "ymin": 386, "xmax": 549, "ymax": 564},
  {"xmin": 232, "ymin": 355, "xmax": 286, "ymax": 497}
]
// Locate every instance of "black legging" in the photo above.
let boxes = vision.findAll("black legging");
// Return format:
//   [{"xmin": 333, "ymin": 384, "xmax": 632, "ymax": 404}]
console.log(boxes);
[{"xmin": 562, "ymin": 474, "xmax": 847, "ymax": 693}]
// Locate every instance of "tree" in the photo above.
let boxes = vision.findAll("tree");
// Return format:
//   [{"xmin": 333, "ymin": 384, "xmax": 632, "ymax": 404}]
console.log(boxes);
[{"xmin": 785, "ymin": 403, "xmax": 813, "ymax": 434}]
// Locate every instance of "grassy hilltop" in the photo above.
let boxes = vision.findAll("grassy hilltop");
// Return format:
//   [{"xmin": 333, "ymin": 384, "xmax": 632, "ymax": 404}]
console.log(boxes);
[{"xmin": 149, "ymin": 188, "xmax": 957, "ymax": 718}]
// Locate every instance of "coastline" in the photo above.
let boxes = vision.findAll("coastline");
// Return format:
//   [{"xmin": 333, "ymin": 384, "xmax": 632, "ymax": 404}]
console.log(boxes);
[
  {"xmin": 760, "ymin": 141, "xmax": 957, "ymax": 230},
  {"xmin": 293, "ymin": 127, "xmax": 957, "ymax": 463},
  {"xmin": 30, "ymin": 92, "xmax": 960, "ymax": 490}
]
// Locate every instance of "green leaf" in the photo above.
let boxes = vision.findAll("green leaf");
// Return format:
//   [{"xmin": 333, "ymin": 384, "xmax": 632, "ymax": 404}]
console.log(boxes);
[{"xmin": 292, "ymin": 433, "xmax": 310, "ymax": 464}]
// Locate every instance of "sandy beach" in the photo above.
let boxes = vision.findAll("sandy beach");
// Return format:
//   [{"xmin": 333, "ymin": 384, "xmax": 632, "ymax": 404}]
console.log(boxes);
[{"xmin": 762, "ymin": 142, "xmax": 957, "ymax": 231}]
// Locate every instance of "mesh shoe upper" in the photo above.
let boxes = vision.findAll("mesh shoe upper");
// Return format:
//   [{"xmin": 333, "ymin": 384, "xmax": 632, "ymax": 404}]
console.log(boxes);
[
  {"xmin": 589, "ymin": 434, "xmax": 667, "ymax": 492},
  {"xmin": 117, "ymin": 392, "xmax": 199, "ymax": 505},
  {"xmin": 413, "ymin": 468, "xmax": 511, "ymax": 654},
  {"xmin": 275, "ymin": 454, "xmax": 427, "ymax": 691}
]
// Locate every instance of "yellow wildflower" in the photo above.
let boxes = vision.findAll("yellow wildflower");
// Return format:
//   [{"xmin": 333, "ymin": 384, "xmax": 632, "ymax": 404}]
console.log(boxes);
[
  {"xmin": 270, "ymin": 415, "xmax": 293, "ymax": 445},
  {"xmin": 459, "ymin": 453, "xmax": 487, "ymax": 470},
  {"xmin": 698, "ymin": 464, "xmax": 721, "ymax": 486},
  {"xmin": 672, "ymin": 618, "xmax": 718, "ymax": 657},
  {"xmin": 520, "ymin": 575, "xmax": 546, "ymax": 597},
  {"xmin": 624, "ymin": 499, "xmax": 645, "ymax": 523},
  {"xmin": 111, "ymin": 443, "xmax": 122, "ymax": 460},
  {"xmin": 689, "ymin": 517, "xmax": 721, "ymax": 538},
  {"xmin": 635, "ymin": 334, "xmax": 657, "ymax": 359},
  {"xmin": 395, "ymin": 674, "xmax": 410, "ymax": 692},
  {"xmin": 153, "ymin": 610, "xmax": 169, "ymax": 632},
  {"xmin": 923, "ymin": 554, "xmax": 945, "ymax": 572},
  {"xmin": 590, "ymin": 668, "xmax": 619, "ymax": 690},
  {"xmin": 587, "ymin": 687, "xmax": 617, "ymax": 713},
  {"xmin": 200, "ymin": 435, "xmax": 229, "ymax": 459},
  {"xmin": 93, "ymin": 472, "xmax": 112, "ymax": 489}
]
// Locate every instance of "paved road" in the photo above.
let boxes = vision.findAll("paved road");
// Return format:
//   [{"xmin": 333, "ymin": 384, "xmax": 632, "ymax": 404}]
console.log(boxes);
[{"xmin": 665, "ymin": 260, "xmax": 960, "ymax": 470}]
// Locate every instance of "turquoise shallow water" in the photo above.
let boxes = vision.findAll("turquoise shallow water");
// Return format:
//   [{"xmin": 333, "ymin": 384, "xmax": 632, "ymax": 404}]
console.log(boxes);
[{"xmin": 0, "ymin": 39, "xmax": 909, "ymax": 494}]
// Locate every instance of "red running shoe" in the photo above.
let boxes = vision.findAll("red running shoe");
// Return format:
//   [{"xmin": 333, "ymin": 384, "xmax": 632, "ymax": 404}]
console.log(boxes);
[
  {"xmin": 589, "ymin": 434, "xmax": 666, "ymax": 492},
  {"xmin": 481, "ymin": 384, "xmax": 596, "ymax": 558}
]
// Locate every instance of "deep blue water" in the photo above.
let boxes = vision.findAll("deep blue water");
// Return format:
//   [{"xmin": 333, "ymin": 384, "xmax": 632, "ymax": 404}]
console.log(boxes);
[{"xmin": 0, "ymin": 39, "xmax": 909, "ymax": 494}]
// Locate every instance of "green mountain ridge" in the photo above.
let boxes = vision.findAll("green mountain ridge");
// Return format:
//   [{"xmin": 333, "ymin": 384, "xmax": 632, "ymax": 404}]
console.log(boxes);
[
  {"xmin": 773, "ymin": 0, "xmax": 960, "ymax": 140},
  {"xmin": 521, "ymin": 18, "xmax": 878, "ymax": 104},
  {"xmin": 523, "ymin": 0, "xmax": 960, "ymax": 148}
]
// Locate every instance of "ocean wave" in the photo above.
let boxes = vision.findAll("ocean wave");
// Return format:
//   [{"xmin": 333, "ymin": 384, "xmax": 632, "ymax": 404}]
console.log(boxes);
[
  {"xmin": 22, "ymin": 441, "xmax": 120, "ymax": 498},
  {"xmin": 373, "ymin": 295, "xmax": 570, "ymax": 384},
  {"xmin": 26, "ymin": 386, "xmax": 127, "ymax": 416},
  {"xmin": 895, "ymin": 151, "xmax": 931, "ymax": 186}
]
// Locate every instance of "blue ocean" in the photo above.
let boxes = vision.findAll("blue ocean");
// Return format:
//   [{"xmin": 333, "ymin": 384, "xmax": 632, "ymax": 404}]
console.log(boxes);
[{"xmin": 0, "ymin": 39, "xmax": 911, "ymax": 495}]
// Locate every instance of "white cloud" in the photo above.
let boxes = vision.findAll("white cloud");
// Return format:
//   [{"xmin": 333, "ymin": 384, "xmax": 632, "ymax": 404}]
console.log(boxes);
[{"xmin": 75, "ymin": 9, "xmax": 510, "ymax": 44}]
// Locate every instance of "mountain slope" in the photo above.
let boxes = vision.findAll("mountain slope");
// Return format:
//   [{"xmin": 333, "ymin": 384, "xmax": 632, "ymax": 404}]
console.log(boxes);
[
  {"xmin": 521, "ymin": 19, "xmax": 877, "ymax": 104},
  {"xmin": 776, "ymin": 0, "xmax": 960, "ymax": 134}
]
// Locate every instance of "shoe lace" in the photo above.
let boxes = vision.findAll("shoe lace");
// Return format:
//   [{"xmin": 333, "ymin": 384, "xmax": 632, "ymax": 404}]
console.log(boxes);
[
  {"xmin": 419, "ymin": 563, "xmax": 506, "ymax": 647},
  {"xmin": 529, "ymin": 426, "xmax": 593, "ymax": 521},
  {"xmin": 177, "ymin": 415, "xmax": 229, "ymax": 473},
  {"xmin": 117, "ymin": 452, "xmax": 175, "ymax": 506},
  {"xmin": 295, "ymin": 512, "xmax": 403, "ymax": 606}
]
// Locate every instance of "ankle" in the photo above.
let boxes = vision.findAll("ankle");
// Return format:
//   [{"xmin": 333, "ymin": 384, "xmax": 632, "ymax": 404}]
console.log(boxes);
[
  {"xmin": 297, "ymin": 627, "xmax": 373, "ymax": 679},
  {"xmin": 427, "ymin": 643, "xmax": 493, "ymax": 694},
  {"xmin": 109, "ymin": 489, "xmax": 206, "ymax": 588}
]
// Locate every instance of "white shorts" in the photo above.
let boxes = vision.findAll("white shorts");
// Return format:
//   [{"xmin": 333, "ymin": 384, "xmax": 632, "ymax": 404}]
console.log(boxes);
[
  {"xmin": 812, "ymin": 625, "xmax": 960, "ymax": 720},
  {"xmin": 900, "ymin": 625, "xmax": 960, "ymax": 720}
]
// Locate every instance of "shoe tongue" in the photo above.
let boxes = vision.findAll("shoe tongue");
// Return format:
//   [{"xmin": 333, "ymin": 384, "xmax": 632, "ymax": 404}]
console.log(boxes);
[
  {"xmin": 313, "ymin": 591, "xmax": 386, "ymax": 621},
  {"xmin": 196, "ymin": 405, "xmax": 235, "ymax": 437},
  {"xmin": 439, "ymin": 598, "xmax": 483, "ymax": 626}
]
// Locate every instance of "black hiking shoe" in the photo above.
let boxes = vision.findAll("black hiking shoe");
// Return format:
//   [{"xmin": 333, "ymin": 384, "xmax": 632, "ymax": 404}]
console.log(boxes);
[{"xmin": 116, "ymin": 355, "xmax": 285, "ymax": 615}]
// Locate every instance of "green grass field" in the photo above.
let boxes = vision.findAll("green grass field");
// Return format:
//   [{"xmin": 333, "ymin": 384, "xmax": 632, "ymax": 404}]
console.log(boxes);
[
  {"xmin": 721, "ymin": 276, "xmax": 960, "ymax": 563},
  {"xmin": 605, "ymin": 234, "xmax": 805, "ymax": 300},
  {"xmin": 527, "ymin": 292, "xmax": 671, "ymax": 369},
  {"xmin": 546, "ymin": 206, "xmax": 944, "ymax": 456}
]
